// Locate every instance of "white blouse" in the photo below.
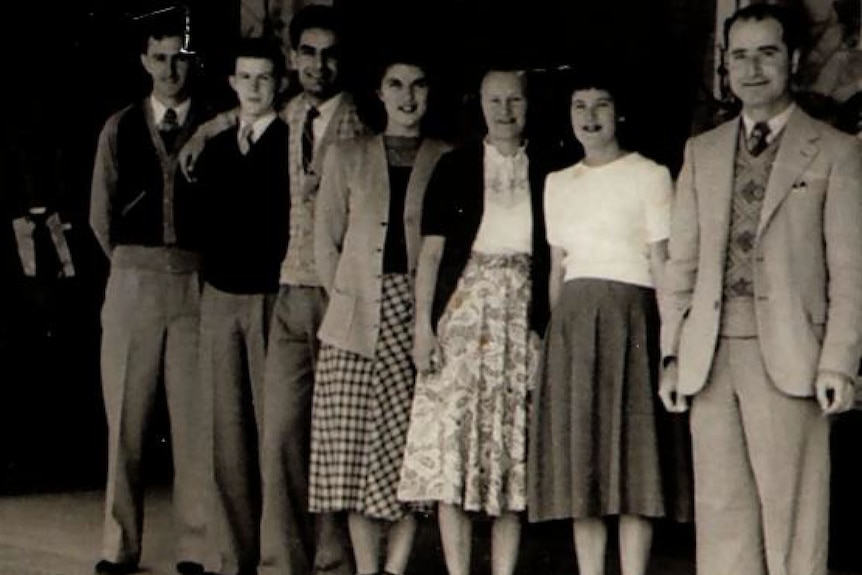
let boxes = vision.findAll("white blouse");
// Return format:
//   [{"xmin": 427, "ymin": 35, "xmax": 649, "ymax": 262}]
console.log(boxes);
[
  {"xmin": 472, "ymin": 141, "xmax": 533, "ymax": 255},
  {"xmin": 544, "ymin": 152, "xmax": 672, "ymax": 288}
]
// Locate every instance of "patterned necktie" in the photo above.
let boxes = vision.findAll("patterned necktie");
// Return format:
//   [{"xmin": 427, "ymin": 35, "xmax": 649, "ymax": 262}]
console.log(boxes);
[
  {"xmin": 302, "ymin": 106, "xmax": 320, "ymax": 173},
  {"xmin": 160, "ymin": 108, "xmax": 180, "ymax": 151},
  {"xmin": 747, "ymin": 121, "xmax": 771, "ymax": 157},
  {"xmin": 238, "ymin": 123, "xmax": 254, "ymax": 155}
]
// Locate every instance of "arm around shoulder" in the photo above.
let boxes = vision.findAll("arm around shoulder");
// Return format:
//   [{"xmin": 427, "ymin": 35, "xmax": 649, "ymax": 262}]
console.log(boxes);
[{"xmin": 179, "ymin": 108, "xmax": 239, "ymax": 181}]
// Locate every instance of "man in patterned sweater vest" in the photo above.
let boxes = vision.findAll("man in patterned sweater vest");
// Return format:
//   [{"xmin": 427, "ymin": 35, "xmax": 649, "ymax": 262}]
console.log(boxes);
[
  {"xmin": 660, "ymin": 4, "xmax": 862, "ymax": 575},
  {"xmin": 89, "ymin": 17, "xmax": 209, "ymax": 575}
]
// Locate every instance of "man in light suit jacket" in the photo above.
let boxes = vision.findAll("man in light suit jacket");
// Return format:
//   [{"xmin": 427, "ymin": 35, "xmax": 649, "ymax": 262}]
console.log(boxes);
[{"xmin": 659, "ymin": 4, "xmax": 862, "ymax": 575}]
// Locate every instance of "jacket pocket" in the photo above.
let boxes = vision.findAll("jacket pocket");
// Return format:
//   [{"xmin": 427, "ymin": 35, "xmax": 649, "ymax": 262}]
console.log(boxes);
[{"xmin": 121, "ymin": 190, "xmax": 148, "ymax": 217}]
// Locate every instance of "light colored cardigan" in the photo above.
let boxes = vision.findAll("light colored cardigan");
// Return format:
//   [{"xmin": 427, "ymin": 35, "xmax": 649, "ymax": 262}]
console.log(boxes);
[{"xmin": 314, "ymin": 135, "xmax": 451, "ymax": 358}]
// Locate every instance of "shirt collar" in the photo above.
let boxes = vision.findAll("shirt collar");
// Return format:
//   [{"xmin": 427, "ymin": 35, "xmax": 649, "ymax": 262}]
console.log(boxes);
[
  {"xmin": 742, "ymin": 103, "xmax": 795, "ymax": 142},
  {"xmin": 239, "ymin": 111, "xmax": 278, "ymax": 143},
  {"xmin": 150, "ymin": 95, "xmax": 191, "ymax": 126},
  {"xmin": 483, "ymin": 138, "xmax": 528, "ymax": 164},
  {"xmin": 306, "ymin": 92, "xmax": 343, "ymax": 126}
]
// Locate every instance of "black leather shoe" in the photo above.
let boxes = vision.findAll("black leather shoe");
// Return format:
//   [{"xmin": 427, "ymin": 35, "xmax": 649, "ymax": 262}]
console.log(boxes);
[
  {"xmin": 176, "ymin": 561, "xmax": 205, "ymax": 575},
  {"xmin": 94, "ymin": 559, "xmax": 139, "ymax": 575}
]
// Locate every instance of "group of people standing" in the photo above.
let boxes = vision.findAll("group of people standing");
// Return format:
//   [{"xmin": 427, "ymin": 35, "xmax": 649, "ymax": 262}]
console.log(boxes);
[{"xmin": 88, "ymin": 3, "xmax": 862, "ymax": 575}]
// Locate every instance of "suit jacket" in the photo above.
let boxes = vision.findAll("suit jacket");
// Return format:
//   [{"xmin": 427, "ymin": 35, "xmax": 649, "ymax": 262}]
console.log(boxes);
[
  {"xmin": 661, "ymin": 107, "xmax": 862, "ymax": 397},
  {"xmin": 422, "ymin": 141, "xmax": 556, "ymax": 336},
  {"xmin": 315, "ymin": 135, "xmax": 451, "ymax": 358}
]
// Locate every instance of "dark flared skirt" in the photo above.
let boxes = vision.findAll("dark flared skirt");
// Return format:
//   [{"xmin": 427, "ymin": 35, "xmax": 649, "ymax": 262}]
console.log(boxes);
[{"xmin": 528, "ymin": 278, "xmax": 692, "ymax": 522}]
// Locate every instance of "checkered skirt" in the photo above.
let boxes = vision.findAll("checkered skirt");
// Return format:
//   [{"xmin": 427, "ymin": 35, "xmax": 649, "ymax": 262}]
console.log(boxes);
[{"xmin": 309, "ymin": 273, "xmax": 415, "ymax": 520}]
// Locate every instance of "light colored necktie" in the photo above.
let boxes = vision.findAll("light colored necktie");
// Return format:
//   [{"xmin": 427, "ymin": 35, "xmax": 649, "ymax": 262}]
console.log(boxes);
[{"xmin": 239, "ymin": 123, "xmax": 254, "ymax": 155}]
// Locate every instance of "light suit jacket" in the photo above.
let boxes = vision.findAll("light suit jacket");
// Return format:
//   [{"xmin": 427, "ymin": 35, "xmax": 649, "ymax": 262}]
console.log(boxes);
[
  {"xmin": 661, "ymin": 107, "xmax": 862, "ymax": 397},
  {"xmin": 314, "ymin": 135, "xmax": 451, "ymax": 358}
]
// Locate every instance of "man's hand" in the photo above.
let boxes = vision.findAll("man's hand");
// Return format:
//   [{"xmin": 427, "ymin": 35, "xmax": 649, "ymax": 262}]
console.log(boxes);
[
  {"xmin": 815, "ymin": 370, "xmax": 856, "ymax": 415},
  {"xmin": 659, "ymin": 358, "xmax": 689, "ymax": 413},
  {"xmin": 179, "ymin": 134, "xmax": 206, "ymax": 182}
]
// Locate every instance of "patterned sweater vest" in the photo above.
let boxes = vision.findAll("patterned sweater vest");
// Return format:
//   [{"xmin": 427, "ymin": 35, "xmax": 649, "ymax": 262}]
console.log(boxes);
[{"xmin": 722, "ymin": 129, "xmax": 783, "ymax": 299}]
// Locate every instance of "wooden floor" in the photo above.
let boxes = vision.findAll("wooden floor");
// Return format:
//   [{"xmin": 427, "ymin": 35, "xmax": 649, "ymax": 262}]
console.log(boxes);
[{"xmin": 0, "ymin": 487, "xmax": 855, "ymax": 575}]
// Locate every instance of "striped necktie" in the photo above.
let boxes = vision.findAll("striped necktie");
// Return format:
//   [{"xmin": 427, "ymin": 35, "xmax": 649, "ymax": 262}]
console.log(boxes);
[{"xmin": 747, "ymin": 121, "xmax": 771, "ymax": 157}]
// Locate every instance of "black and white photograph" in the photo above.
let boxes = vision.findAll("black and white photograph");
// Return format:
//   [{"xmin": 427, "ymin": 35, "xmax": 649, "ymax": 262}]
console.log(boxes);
[{"xmin": 2, "ymin": 1, "xmax": 862, "ymax": 574}]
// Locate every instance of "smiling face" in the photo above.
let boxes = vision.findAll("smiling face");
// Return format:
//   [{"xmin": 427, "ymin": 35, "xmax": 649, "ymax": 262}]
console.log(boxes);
[
  {"xmin": 378, "ymin": 63, "xmax": 429, "ymax": 136},
  {"xmin": 141, "ymin": 35, "xmax": 191, "ymax": 105},
  {"xmin": 570, "ymin": 88, "xmax": 619, "ymax": 154},
  {"xmin": 480, "ymin": 70, "xmax": 527, "ymax": 146},
  {"xmin": 290, "ymin": 27, "xmax": 340, "ymax": 103},
  {"xmin": 726, "ymin": 16, "xmax": 796, "ymax": 119},
  {"xmin": 229, "ymin": 57, "xmax": 280, "ymax": 121}
]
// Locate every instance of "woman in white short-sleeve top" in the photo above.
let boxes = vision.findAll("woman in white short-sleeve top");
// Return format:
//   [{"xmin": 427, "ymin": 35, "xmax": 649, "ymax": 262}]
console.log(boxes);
[{"xmin": 527, "ymin": 76, "xmax": 679, "ymax": 575}]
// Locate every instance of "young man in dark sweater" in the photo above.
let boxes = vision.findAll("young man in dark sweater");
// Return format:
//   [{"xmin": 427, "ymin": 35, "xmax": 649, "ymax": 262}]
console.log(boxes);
[{"xmin": 194, "ymin": 38, "xmax": 290, "ymax": 575}]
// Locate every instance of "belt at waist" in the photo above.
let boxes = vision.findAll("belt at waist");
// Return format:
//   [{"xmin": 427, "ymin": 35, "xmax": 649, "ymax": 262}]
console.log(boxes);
[{"xmin": 111, "ymin": 245, "xmax": 200, "ymax": 273}]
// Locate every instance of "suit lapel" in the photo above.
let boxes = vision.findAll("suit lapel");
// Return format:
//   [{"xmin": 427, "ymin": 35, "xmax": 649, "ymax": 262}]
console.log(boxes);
[
  {"xmin": 310, "ymin": 95, "xmax": 350, "ymax": 177},
  {"xmin": 702, "ymin": 120, "xmax": 738, "ymax": 257},
  {"xmin": 756, "ymin": 109, "xmax": 820, "ymax": 239}
]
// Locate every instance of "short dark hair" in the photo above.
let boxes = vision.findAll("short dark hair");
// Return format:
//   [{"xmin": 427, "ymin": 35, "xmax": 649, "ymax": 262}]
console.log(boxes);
[
  {"xmin": 723, "ymin": 2, "xmax": 805, "ymax": 56},
  {"xmin": 288, "ymin": 4, "xmax": 343, "ymax": 50},
  {"xmin": 232, "ymin": 37, "xmax": 286, "ymax": 79},
  {"xmin": 563, "ymin": 69, "xmax": 628, "ymax": 119},
  {"xmin": 139, "ymin": 13, "xmax": 186, "ymax": 54},
  {"xmin": 562, "ymin": 68, "xmax": 632, "ymax": 148}
]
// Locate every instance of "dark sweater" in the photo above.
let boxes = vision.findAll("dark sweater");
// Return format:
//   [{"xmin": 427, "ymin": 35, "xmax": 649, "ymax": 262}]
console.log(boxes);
[
  {"xmin": 196, "ymin": 118, "xmax": 290, "ymax": 294},
  {"xmin": 112, "ymin": 102, "xmax": 202, "ymax": 250},
  {"xmin": 421, "ymin": 141, "xmax": 559, "ymax": 335}
]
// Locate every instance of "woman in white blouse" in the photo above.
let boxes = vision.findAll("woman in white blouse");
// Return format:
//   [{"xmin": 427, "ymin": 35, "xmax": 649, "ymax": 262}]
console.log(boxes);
[
  {"xmin": 397, "ymin": 68, "xmax": 554, "ymax": 575},
  {"xmin": 527, "ymin": 74, "xmax": 676, "ymax": 575}
]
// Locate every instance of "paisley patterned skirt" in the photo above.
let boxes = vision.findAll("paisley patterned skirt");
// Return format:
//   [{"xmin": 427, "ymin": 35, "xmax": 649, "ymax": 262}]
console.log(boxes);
[{"xmin": 397, "ymin": 252, "xmax": 540, "ymax": 516}]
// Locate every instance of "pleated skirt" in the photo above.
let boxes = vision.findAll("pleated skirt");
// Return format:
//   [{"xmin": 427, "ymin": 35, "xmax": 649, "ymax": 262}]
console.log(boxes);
[{"xmin": 528, "ymin": 278, "xmax": 692, "ymax": 522}]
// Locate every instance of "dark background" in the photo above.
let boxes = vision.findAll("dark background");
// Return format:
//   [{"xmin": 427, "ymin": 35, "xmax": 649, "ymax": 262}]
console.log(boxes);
[{"xmin": 0, "ymin": 0, "xmax": 859, "ymax": 571}]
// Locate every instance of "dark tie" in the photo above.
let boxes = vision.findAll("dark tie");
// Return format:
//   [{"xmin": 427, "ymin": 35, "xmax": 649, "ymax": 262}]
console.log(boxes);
[
  {"xmin": 302, "ymin": 106, "xmax": 320, "ymax": 173},
  {"xmin": 747, "ymin": 121, "xmax": 771, "ymax": 157},
  {"xmin": 160, "ymin": 108, "xmax": 180, "ymax": 151}
]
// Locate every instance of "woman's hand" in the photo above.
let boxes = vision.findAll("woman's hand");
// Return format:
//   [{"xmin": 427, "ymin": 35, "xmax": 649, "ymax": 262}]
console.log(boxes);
[{"xmin": 413, "ymin": 321, "xmax": 440, "ymax": 375}]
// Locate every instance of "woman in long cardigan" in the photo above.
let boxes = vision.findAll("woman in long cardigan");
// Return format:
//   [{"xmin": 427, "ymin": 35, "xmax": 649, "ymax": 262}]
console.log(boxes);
[{"xmin": 309, "ymin": 53, "xmax": 450, "ymax": 575}]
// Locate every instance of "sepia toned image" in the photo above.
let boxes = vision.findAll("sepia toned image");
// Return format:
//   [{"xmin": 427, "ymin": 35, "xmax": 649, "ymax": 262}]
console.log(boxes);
[{"xmin": 2, "ymin": 1, "xmax": 862, "ymax": 575}]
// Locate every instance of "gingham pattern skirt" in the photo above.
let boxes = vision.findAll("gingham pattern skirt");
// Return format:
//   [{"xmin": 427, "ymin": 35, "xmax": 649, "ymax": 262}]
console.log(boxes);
[{"xmin": 309, "ymin": 273, "xmax": 415, "ymax": 520}]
